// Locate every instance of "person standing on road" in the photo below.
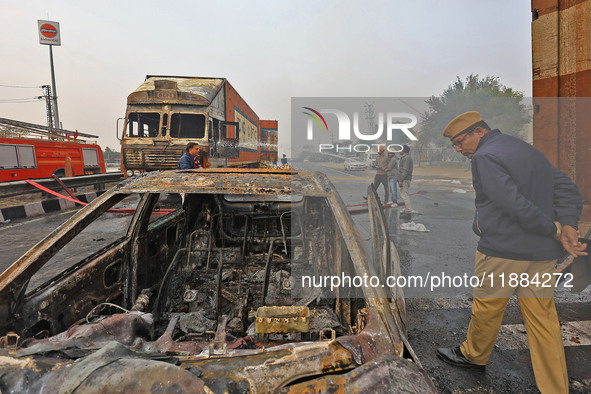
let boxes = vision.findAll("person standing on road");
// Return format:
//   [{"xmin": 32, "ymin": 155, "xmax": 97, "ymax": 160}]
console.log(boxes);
[
  {"xmin": 398, "ymin": 145, "xmax": 413, "ymax": 213},
  {"xmin": 438, "ymin": 111, "xmax": 587, "ymax": 394},
  {"xmin": 281, "ymin": 154, "xmax": 288, "ymax": 166},
  {"xmin": 386, "ymin": 151, "xmax": 399, "ymax": 206},
  {"xmin": 369, "ymin": 146, "xmax": 389, "ymax": 203},
  {"xmin": 177, "ymin": 142, "xmax": 202, "ymax": 169}
]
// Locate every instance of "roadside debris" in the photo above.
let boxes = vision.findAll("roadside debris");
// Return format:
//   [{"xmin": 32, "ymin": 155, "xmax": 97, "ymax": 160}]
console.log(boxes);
[{"xmin": 400, "ymin": 222, "xmax": 429, "ymax": 232}]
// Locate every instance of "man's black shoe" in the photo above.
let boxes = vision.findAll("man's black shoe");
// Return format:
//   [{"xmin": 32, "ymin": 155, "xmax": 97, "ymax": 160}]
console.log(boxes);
[{"xmin": 437, "ymin": 347, "xmax": 486, "ymax": 371}]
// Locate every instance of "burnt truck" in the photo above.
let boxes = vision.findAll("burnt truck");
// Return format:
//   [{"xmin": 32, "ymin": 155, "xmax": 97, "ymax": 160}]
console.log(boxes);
[
  {"xmin": 0, "ymin": 169, "xmax": 436, "ymax": 392},
  {"xmin": 119, "ymin": 76, "xmax": 277, "ymax": 176}
]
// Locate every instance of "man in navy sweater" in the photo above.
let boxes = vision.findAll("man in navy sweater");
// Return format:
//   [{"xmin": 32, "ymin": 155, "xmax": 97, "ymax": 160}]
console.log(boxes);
[
  {"xmin": 437, "ymin": 111, "xmax": 587, "ymax": 394},
  {"xmin": 177, "ymin": 142, "xmax": 202, "ymax": 169}
]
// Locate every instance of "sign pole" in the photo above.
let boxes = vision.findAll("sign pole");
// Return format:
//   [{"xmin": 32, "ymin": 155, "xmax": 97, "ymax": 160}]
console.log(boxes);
[
  {"xmin": 48, "ymin": 44, "xmax": 60, "ymax": 129},
  {"xmin": 38, "ymin": 20, "xmax": 61, "ymax": 130}
]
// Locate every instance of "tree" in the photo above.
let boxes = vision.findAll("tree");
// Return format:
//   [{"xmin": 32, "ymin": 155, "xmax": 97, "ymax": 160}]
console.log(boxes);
[
  {"xmin": 420, "ymin": 74, "xmax": 530, "ymax": 146},
  {"xmin": 103, "ymin": 146, "xmax": 121, "ymax": 162}
]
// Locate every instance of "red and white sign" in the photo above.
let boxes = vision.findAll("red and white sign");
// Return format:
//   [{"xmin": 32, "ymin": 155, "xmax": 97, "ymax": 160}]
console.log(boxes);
[{"xmin": 38, "ymin": 20, "xmax": 61, "ymax": 46}]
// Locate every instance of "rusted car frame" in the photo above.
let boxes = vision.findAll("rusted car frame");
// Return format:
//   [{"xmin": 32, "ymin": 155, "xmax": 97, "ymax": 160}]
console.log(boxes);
[{"xmin": 0, "ymin": 169, "xmax": 436, "ymax": 392}]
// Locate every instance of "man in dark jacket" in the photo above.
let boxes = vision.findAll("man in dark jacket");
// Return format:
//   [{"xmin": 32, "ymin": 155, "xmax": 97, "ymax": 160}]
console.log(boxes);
[
  {"xmin": 177, "ymin": 142, "xmax": 202, "ymax": 169},
  {"xmin": 371, "ymin": 146, "xmax": 389, "ymax": 202},
  {"xmin": 437, "ymin": 111, "xmax": 587, "ymax": 394}
]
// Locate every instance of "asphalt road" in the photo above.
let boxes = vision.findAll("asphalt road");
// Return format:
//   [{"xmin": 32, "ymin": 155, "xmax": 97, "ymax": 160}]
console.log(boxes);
[{"xmin": 1, "ymin": 163, "xmax": 590, "ymax": 393}]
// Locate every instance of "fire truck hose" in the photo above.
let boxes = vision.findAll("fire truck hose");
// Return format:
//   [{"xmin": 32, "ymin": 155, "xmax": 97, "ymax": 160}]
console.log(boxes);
[
  {"xmin": 24, "ymin": 180, "xmax": 173, "ymax": 214},
  {"xmin": 51, "ymin": 174, "xmax": 78, "ymax": 200}
]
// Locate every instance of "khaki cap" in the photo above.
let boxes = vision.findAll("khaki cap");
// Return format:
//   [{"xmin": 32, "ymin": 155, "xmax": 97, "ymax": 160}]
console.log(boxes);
[{"xmin": 442, "ymin": 111, "xmax": 483, "ymax": 140}]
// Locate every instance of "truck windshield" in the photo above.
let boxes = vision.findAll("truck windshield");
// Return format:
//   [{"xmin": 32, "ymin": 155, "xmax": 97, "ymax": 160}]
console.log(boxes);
[
  {"xmin": 126, "ymin": 113, "xmax": 160, "ymax": 138},
  {"xmin": 170, "ymin": 114, "xmax": 206, "ymax": 139}
]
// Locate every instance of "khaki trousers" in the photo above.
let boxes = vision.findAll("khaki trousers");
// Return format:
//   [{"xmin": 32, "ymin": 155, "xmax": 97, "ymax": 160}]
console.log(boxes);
[{"xmin": 460, "ymin": 251, "xmax": 568, "ymax": 394}]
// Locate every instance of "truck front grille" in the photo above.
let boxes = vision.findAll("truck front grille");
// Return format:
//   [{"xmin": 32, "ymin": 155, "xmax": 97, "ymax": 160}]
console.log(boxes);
[
  {"xmin": 124, "ymin": 150, "xmax": 142, "ymax": 166},
  {"xmin": 144, "ymin": 151, "xmax": 180, "ymax": 168},
  {"xmin": 124, "ymin": 149, "xmax": 183, "ymax": 169}
]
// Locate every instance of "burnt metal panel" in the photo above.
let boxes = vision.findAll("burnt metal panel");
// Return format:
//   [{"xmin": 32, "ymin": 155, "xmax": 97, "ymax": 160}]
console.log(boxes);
[
  {"xmin": 128, "ymin": 76, "xmax": 225, "ymax": 106},
  {"xmin": 118, "ymin": 169, "xmax": 328, "ymax": 197},
  {"xmin": 0, "ymin": 191, "xmax": 129, "ymax": 299},
  {"xmin": 278, "ymin": 354, "xmax": 438, "ymax": 393}
]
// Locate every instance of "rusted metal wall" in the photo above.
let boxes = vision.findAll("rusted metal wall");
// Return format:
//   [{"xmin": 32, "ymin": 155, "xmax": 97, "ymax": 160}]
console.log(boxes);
[
  {"xmin": 260, "ymin": 119, "xmax": 278, "ymax": 162},
  {"xmin": 225, "ymin": 81, "xmax": 261, "ymax": 165},
  {"xmin": 532, "ymin": 0, "xmax": 591, "ymax": 226}
]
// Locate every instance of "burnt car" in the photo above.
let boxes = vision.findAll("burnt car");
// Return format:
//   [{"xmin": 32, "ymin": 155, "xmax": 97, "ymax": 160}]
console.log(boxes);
[{"xmin": 0, "ymin": 169, "xmax": 436, "ymax": 393}]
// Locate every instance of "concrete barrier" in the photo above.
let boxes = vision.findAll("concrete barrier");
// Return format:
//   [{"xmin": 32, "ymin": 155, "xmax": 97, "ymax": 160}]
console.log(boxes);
[{"xmin": 0, "ymin": 191, "xmax": 106, "ymax": 223}]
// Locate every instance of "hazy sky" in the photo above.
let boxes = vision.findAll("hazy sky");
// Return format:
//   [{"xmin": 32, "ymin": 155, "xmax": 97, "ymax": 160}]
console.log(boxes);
[{"xmin": 0, "ymin": 0, "xmax": 533, "ymax": 153}]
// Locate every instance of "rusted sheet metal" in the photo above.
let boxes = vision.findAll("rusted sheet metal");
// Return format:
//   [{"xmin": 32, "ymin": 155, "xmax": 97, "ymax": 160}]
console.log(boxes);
[
  {"xmin": 278, "ymin": 354, "xmax": 438, "ymax": 393},
  {"xmin": 255, "ymin": 306, "xmax": 310, "ymax": 334},
  {"xmin": 19, "ymin": 313, "xmax": 152, "ymax": 355},
  {"xmin": 532, "ymin": 0, "xmax": 591, "ymax": 223},
  {"xmin": 319, "ymin": 174, "xmax": 410, "ymax": 362},
  {"xmin": 119, "ymin": 169, "xmax": 329, "ymax": 197},
  {"xmin": 260, "ymin": 119, "xmax": 278, "ymax": 163},
  {"xmin": 337, "ymin": 311, "xmax": 404, "ymax": 366},
  {"xmin": 184, "ymin": 167, "xmax": 294, "ymax": 174},
  {"xmin": 4, "ymin": 342, "xmax": 205, "ymax": 393},
  {"xmin": 128, "ymin": 75, "xmax": 225, "ymax": 105},
  {"xmin": 12, "ymin": 247, "xmax": 126, "ymax": 338},
  {"xmin": 7, "ymin": 317, "xmax": 357, "ymax": 392},
  {"xmin": 61, "ymin": 357, "xmax": 204, "ymax": 393},
  {"xmin": 181, "ymin": 340, "xmax": 356, "ymax": 392},
  {"xmin": 224, "ymin": 79, "xmax": 261, "ymax": 164}
]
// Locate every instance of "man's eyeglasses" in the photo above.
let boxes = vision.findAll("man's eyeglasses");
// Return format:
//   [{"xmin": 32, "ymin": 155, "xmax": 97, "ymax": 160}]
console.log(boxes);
[{"xmin": 451, "ymin": 133, "xmax": 469, "ymax": 148}]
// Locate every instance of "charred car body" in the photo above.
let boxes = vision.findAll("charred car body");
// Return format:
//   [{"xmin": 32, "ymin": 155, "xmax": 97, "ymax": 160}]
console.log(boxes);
[{"xmin": 0, "ymin": 169, "xmax": 436, "ymax": 392}]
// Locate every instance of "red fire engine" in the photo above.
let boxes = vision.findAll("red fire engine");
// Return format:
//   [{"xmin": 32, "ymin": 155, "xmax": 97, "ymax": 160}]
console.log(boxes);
[{"xmin": 0, "ymin": 117, "xmax": 105, "ymax": 182}]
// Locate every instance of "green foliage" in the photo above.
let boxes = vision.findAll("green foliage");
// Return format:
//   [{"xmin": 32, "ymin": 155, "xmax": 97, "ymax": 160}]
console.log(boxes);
[
  {"xmin": 102, "ymin": 146, "xmax": 121, "ymax": 162},
  {"xmin": 420, "ymin": 74, "xmax": 530, "ymax": 145}
]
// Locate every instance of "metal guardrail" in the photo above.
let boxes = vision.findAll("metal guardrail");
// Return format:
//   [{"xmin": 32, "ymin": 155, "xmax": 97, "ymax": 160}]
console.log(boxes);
[{"xmin": 0, "ymin": 173, "xmax": 123, "ymax": 199}]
